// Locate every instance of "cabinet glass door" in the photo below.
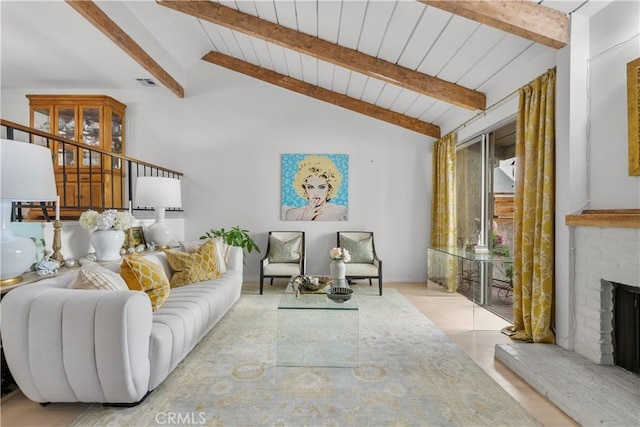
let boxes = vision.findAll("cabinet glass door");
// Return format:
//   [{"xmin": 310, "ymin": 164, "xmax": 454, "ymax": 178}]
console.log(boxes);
[
  {"xmin": 111, "ymin": 110, "xmax": 123, "ymax": 169},
  {"xmin": 81, "ymin": 107, "xmax": 101, "ymax": 167},
  {"xmin": 31, "ymin": 107, "xmax": 50, "ymax": 147},
  {"xmin": 56, "ymin": 107, "xmax": 76, "ymax": 167}
]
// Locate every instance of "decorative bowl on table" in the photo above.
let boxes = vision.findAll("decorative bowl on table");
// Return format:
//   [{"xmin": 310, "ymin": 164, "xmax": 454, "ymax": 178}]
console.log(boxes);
[
  {"xmin": 326, "ymin": 287, "xmax": 353, "ymax": 302},
  {"xmin": 294, "ymin": 275, "xmax": 333, "ymax": 292}
]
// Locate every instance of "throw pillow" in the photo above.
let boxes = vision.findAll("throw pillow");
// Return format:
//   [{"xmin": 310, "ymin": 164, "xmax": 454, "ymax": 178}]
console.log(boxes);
[
  {"xmin": 179, "ymin": 240, "xmax": 203, "ymax": 253},
  {"xmin": 212, "ymin": 236, "xmax": 227, "ymax": 275},
  {"xmin": 120, "ymin": 254, "xmax": 171, "ymax": 311},
  {"xmin": 268, "ymin": 235, "xmax": 301, "ymax": 263},
  {"xmin": 339, "ymin": 234, "xmax": 374, "ymax": 263},
  {"xmin": 164, "ymin": 239, "xmax": 220, "ymax": 288},
  {"xmin": 68, "ymin": 261, "xmax": 129, "ymax": 291},
  {"xmin": 179, "ymin": 238, "xmax": 227, "ymax": 275}
]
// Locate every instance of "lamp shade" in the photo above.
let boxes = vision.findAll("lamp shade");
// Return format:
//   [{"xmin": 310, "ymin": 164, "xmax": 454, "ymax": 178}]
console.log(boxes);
[
  {"xmin": 135, "ymin": 176, "xmax": 182, "ymax": 208},
  {"xmin": 1, "ymin": 139, "xmax": 57, "ymax": 201},
  {"xmin": 1, "ymin": 139, "xmax": 57, "ymax": 284}
]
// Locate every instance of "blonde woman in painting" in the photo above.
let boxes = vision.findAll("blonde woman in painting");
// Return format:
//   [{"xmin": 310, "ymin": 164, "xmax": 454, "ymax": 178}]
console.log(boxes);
[{"xmin": 285, "ymin": 155, "xmax": 348, "ymax": 221}]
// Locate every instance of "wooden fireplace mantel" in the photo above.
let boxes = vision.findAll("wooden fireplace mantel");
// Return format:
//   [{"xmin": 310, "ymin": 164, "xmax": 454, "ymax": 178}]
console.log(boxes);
[{"xmin": 565, "ymin": 209, "xmax": 640, "ymax": 228}]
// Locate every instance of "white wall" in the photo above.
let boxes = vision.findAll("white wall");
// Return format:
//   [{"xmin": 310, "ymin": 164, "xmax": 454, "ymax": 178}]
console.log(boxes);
[
  {"xmin": 587, "ymin": 0, "xmax": 640, "ymax": 208},
  {"xmin": 2, "ymin": 63, "xmax": 431, "ymax": 282}
]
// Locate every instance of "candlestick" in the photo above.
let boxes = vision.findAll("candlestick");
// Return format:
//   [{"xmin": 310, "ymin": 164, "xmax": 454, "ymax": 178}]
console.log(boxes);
[
  {"xmin": 51, "ymin": 220, "xmax": 65, "ymax": 265},
  {"xmin": 55, "ymin": 195, "xmax": 60, "ymax": 221}
]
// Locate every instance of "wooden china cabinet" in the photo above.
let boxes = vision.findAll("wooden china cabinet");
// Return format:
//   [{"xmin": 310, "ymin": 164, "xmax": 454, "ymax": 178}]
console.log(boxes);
[{"xmin": 27, "ymin": 94, "xmax": 126, "ymax": 218}]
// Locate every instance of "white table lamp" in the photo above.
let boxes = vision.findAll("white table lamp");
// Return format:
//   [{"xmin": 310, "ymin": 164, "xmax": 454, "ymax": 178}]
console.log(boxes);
[
  {"xmin": 135, "ymin": 176, "xmax": 182, "ymax": 248},
  {"xmin": 1, "ymin": 139, "xmax": 57, "ymax": 284}
]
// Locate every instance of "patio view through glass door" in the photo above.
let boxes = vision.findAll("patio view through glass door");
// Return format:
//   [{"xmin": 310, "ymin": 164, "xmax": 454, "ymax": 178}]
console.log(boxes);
[{"xmin": 455, "ymin": 121, "xmax": 516, "ymax": 323}]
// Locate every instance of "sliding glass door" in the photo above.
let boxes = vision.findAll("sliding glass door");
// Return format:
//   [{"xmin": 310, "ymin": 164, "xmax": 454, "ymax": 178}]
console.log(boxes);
[{"xmin": 455, "ymin": 122, "xmax": 515, "ymax": 323}]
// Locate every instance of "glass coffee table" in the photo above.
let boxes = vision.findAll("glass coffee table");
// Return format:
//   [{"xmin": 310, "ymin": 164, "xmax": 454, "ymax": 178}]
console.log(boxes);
[{"xmin": 276, "ymin": 276, "xmax": 359, "ymax": 368}]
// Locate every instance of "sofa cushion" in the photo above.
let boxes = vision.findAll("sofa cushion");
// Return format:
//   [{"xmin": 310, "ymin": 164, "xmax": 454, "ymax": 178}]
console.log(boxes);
[
  {"xmin": 339, "ymin": 234, "xmax": 374, "ymax": 263},
  {"xmin": 165, "ymin": 240, "xmax": 220, "ymax": 288},
  {"xmin": 120, "ymin": 254, "xmax": 170, "ymax": 311},
  {"xmin": 68, "ymin": 261, "xmax": 129, "ymax": 291},
  {"xmin": 179, "ymin": 237, "xmax": 227, "ymax": 275},
  {"xmin": 268, "ymin": 234, "xmax": 301, "ymax": 263}
]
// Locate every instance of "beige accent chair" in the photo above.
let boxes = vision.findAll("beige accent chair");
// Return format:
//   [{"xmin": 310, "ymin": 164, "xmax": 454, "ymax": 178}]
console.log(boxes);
[
  {"xmin": 337, "ymin": 231, "xmax": 382, "ymax": 295},
  {"xmin": 260, "ymin": 231, "xmax": 305, "ymax": 294}
]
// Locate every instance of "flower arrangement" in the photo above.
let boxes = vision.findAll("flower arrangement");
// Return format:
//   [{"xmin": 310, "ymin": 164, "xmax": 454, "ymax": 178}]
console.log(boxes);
[
  {"xmin": 79, "ymin": 209, "xmax": 135, "ymax": 231},
  {"xmin": 492, "ymin": 231, "xmax": 510, "ymax": 257},
  {"xmin": 329, "ymin": 247, "xmax": 351, "ymax": 262}
]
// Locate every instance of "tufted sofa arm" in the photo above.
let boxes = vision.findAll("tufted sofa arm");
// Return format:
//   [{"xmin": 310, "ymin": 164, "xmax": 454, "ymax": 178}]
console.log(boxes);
[{"xmin": 1, "ymin": 279, "xmax": 153, "ymax": 404}]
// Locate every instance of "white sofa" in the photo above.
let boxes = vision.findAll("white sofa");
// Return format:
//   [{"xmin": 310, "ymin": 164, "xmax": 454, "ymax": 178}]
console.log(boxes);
[{"xmin": 0, "ymin": 246, "xmax": 243, "ymax": 405}]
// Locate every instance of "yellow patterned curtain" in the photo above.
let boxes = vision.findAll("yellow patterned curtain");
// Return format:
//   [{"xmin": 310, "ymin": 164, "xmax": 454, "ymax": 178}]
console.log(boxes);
[
  {"xmin": 511, "ymin": 69, "xmax": 556, "ymax": 343},
  {"xmin": 430, "ymin": 133, "xmax": 458, "ymax": 291}
]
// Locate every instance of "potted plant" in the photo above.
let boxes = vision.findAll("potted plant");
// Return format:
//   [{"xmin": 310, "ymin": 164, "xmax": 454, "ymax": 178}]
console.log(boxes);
[{"xmin": 200, "ymin": 226, "xmax": 260, "ymax": 261}]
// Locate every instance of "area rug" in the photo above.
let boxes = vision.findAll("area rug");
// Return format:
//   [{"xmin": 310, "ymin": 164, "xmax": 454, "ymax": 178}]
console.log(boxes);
[{"xmin": 70, "ymin": 288, "xmax": 539, "ymax": 426}]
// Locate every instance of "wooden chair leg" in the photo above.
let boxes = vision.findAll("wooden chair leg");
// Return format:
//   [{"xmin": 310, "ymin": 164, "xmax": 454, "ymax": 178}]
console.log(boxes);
[
  {"xmin": 260, "ymin": 277, "xmax": 264, "ymax": 295},
  {"xmin": 379, "ymin": 279, "xmax": 383, "ymax": 296},
  {"xmin": 369, "ymin": 278, "xmax": 372, "ymax": 286},
  {"xmin": 270, "ymin": 278, "xmax": 274, "ymax": 286}
]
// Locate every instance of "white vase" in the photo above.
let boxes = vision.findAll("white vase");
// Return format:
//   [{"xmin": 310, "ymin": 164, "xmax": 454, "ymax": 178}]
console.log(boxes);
[
  {"xmin": 90, "ymin": 229, "xmax": 125, "ymax": 261},
  {"xmin": 330, "ymin": 259, "xmax": 346, "ymax": 281}
]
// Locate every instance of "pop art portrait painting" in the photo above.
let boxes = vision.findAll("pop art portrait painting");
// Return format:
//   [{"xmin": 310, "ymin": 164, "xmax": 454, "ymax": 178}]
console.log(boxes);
[{"xmin": 281, "ymin": 154, "xmax": 348, "ymax": 221}]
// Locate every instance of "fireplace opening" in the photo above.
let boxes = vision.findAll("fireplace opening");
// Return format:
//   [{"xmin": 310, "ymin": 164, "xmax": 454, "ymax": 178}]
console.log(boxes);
[{"xmin": 610, "ymin": 281, "xmax": 640, "ymax": 374}]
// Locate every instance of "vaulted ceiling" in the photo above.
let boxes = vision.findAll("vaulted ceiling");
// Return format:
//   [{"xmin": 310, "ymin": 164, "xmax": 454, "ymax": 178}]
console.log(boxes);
[{"xmin": 1, "ymin": 1, "xmax": 605, "ymax": 139}]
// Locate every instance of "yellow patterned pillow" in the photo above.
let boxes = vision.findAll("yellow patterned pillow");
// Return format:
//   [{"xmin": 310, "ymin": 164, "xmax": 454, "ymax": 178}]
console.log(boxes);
[
  {"xmin": 120, "ymin": 255, "xmax": 170, "ymax": 311},
  {"xmin": 164, "ymin": 239, "xmax": 220, "ymax": 288}
]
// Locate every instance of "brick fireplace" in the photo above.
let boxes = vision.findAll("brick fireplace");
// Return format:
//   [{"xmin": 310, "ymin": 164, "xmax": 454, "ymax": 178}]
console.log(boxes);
[{"xmin": 567, "ymin": 210, "xmax": 640, "ymax": 366}]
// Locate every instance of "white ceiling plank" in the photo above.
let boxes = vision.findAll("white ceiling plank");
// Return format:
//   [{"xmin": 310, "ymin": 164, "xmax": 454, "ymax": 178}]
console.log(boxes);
[
  {"xmin": 396, "ymin": 6, "xmax": 452, "ymax": 70},
  {"xmin": 253, "ymin": 1, "xmax": 278, "ymax": 24},
  {"xmin": 266, "ymin": 43, "xmax": 289, "ymax": 76},
  {"xmin": 295, "ymin": 0, "xmax": 318, "ymax": 36},
  {"xmin": 375, "ymin": 84, "xmax": 404, "ymax": 109},
  {"xmin": 199, "ymin": 21, "xmax": 228, "ymax": 53},
  {"xmin": 251, "ymin": 39, "xmax": 276, "ymax": 70},
  {"xmin": 403, "ymin": 94, "xmax": 438, "ymax": 118},
  {"xmin": 338, "ymin": 1, "xmax": 368, "ymax": 50},
  {"xmin": 317, "ymin": 0, "xmax": 342, "ymax": 44},
  {"xmin": 273, "ymin": 1, "xmax": 298, "ymax": 30},
  {"xmin": 207, "ymin": 24, "xmax": 245, "ymax": 59},
  {"xmin": 377, "ymin": 1, "xmax": 425, "ymax": 64},
  {"xmin": 457, "ymin": 35, "xmax": 533, "ymax": 90},
  {"xmin": 217, "ymin": 1, "xmax": 238, "ymax": 11},
  {"xmin": 478, "ymin": 43, "xmax": 554, "ymax": 104},
  {"xmin": 417, "ymin": 15, "xmax": 480, "ymax": 77},
  {"xmin": 233, "ymin": 1, "xmax": 258, "ymax": 16},
  {"xmin": 419, "ymin": 99, "xmax": 454, "ymax": 124},
  {"xmin": 360, "ymin": 78, "xmax": 387, "ymax": 105},
  {"xmin": 331, "ymin": 65, "xmax": 351, "ymax": 95},
  {"xmin": 345, "ymin": 72, "xmax": 369, "ymax": 100},
  {"xmin": 232, "ymin": 32, "xmax": 261, "ymax": 66},
  {"xmin": 437, "ymin": 25, "xmax": 505, "ymax": 83},
  {"xmin": 357, "ymin": 1, "xmax": 397, "ymax": 57},
  {"xmin": 316, "ymin": 60, "xmax": 335, "ymax": 90},
  {"xmin": 300, "ymin": 53, "xmax": 318, "ymax": 86},
  {"xmin": 438, "ymin": 107, "xmax": 476, "ymax": 135},
  {"xmin": 389, "ymin": 89, "xmax": 422, "ymax": 114},
  {"xmin": 283, "ymin": 49, "xmax": 304, "ymax": 81}
]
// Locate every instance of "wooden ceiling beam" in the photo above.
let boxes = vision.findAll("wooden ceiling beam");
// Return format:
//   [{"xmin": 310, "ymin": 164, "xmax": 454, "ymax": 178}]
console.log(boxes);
[
  {"xmin": 202, "ymin": 51, "xmax": 440, "ymax": 138},
  {"xmin": 420, "ymin": 1, "xmax": 569, "ymax": 49},
  {"xmin": 65, "ymin": 0, "xmax": 184, "ymax": 98},
  {"xmin": 157, "ymin": 0, "xmax": 485, "ymax": 111}
]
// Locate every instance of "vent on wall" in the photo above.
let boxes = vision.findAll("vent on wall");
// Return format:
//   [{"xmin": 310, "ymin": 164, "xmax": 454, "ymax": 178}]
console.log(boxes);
[{"xmin": 136, "ymin": 78, "xmax": 157, "ymax": 87}]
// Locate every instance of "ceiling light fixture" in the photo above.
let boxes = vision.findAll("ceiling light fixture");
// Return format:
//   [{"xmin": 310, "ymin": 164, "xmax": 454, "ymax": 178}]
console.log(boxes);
[{"xmin": 136, "ymin": 78, "xmax": 157, "ymax": 87}]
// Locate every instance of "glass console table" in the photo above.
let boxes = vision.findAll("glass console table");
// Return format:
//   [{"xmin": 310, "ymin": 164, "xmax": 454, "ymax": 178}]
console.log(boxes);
[{"xmin": 427, "ymin": 247, "xmax": 513, "ymax": 322}]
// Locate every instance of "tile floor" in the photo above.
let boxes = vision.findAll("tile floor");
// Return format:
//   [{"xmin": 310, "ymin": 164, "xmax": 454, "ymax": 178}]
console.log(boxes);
[{"xmin": 0, "ymin": 281, "xmax": 577, "ymax": 427}]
